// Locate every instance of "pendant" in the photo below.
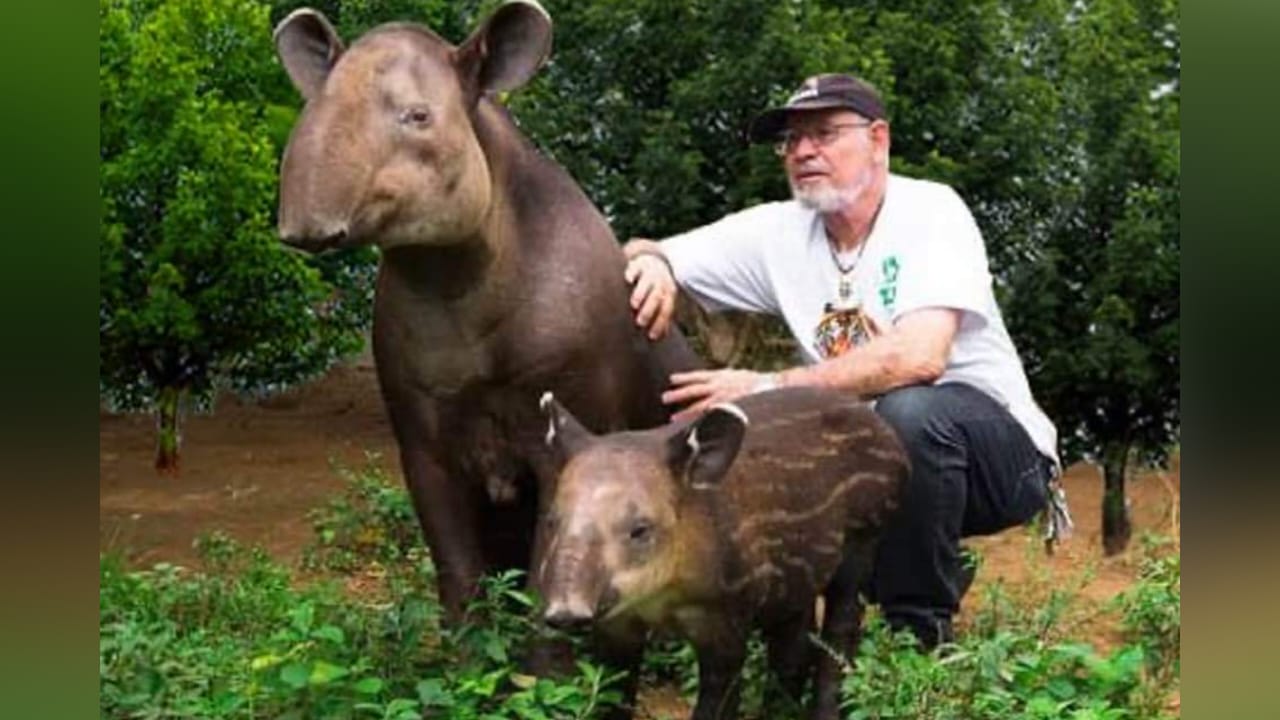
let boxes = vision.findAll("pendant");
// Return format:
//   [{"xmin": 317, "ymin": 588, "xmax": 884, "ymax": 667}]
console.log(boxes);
[{"xmin": 835, "ymin": 273, "xmax": 859, "ymax": 310}]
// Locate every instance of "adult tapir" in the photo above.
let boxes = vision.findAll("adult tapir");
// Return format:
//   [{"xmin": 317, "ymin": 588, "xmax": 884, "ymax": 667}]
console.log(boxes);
[{"xmin": 273, "ymin": 1, "xmax": 701, "ymax": 620}]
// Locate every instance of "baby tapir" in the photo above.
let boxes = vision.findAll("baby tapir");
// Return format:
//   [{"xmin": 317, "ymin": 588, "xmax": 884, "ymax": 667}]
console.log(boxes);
[{"xmin": 534, "ymin": 387, "xmax": 907, "ymax": 720}]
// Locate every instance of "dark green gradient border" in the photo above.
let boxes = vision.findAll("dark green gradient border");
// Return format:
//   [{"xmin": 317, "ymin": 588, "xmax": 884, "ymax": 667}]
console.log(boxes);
[{"xmin": 0, "ymin": 1, "xmax": 99, "ymax": 717}]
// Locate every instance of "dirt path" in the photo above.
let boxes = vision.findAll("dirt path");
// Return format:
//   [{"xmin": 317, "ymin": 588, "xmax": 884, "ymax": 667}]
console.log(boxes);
[{"xmin": 99, "ymin": 363, "xmax": 1179, "ymax": 654}]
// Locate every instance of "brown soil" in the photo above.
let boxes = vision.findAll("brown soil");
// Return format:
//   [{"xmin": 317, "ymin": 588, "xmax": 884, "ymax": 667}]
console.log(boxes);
[
  {"xmin": 99, "ymin": 361, "xmax": 400, "ymax": 568},
  {"xmin": 99, "ymin": 364, "xmax": 1179, "ymax": 716}
]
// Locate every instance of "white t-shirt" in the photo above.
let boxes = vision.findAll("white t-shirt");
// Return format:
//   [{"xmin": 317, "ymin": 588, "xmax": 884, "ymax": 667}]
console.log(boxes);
[{"xmin": 661, "ymin": 173, "xmax": 1059, "ymax": 464}]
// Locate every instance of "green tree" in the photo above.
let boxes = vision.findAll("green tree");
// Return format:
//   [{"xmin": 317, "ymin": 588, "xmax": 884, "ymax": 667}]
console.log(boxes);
[
  {"xmin": 1003, "ymin": 0, "xmax": 1180, "ymax": 553},
  {"xmin": 511, "ymin": 0, "xmax": 898, "ymax": 240},
  {"xmin": 266, "ymin": 0, "xmax": 473, "ymax": 40},
  {"xmin": 99, "ymin": 0, "xmax": 369, "ymax": 472}
]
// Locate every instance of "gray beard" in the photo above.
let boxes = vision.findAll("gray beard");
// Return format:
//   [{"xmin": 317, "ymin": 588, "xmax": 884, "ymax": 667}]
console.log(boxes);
[
  {"xmin": 790, "ymin": 170, "xmax": 872, "ymax": 213},
  {"xmin": 792, "ymin": 182, "xmax": 858, "ymax": 213}
]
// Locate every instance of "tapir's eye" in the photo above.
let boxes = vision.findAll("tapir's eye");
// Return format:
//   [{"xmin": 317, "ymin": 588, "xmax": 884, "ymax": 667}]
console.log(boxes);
[
  {"xmin": 399, "ymin": 106, "xmax": 432, "ymax": 127},
  {"xmin": 628, "ymin": 520, "xmax": 654, "ymax": 543}
]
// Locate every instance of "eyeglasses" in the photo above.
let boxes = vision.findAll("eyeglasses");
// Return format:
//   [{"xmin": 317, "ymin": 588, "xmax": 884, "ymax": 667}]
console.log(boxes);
[{"xmin": 773, "ymin": 121, "xmax": 873, "ymax": 156}]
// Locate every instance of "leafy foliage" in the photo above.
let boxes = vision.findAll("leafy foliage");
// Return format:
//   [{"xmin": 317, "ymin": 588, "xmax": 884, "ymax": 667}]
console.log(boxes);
[
  {"xmin": 101, "ymin": 535, "xmax": 621, "ymax": 720},
  {"xmin": 99, "ymin": 0, "xmax": 373, "ymax": 465},
  {"xmin": 839, "ymin": 579, "xmax": 1178, "ymax": 720},
  {"xmin": 102, "ymin": 468, "xmax": 1179, "ymax": 719},
  {"xmin": 265, "ymin": 0, "xmax": 476, "ymax": 43},
  {"xmin": 1117, "ymin": 536, "xmax": 1181, "ymax": 680},
  {"xmin": 999, "ymin": 0, "xmax": 1181, "ymax": 471},
  {"xmin": 303, "ymin": 457, "xmax": 423, "ymax": 573},
  {"xmin": 842, "ymin": 620, "xmax": 1154, "ymax": 719}
]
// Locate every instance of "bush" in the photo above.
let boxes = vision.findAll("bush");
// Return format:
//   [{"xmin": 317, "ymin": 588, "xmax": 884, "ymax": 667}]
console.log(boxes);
[
  {"xmin": 303, "ymin": 459, "xmax": 422, "ymax": 573},
  {"xmin": 839, "ymin": 577, "xmax": 1179, "ymax": 720},
  {"xmin": 1118, "ymin": 536, "xmax": 1181, "ymax": 680},
  {"xmin": 103, "ymin": 486, "xmax": 1180, "ymax": 720},
  {"xmin": 100, "ymin": 538, "xmax": 622, "ymax": 720}
]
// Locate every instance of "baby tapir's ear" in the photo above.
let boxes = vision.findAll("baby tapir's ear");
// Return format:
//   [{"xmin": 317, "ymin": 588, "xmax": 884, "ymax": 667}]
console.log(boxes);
[
  {"xmin": 667, "ymin": 403, "xmax": 749, "ymax": 489},
  {"xmin": 540, "ymin": 391, "xmax": 593, "ymax": 463}
]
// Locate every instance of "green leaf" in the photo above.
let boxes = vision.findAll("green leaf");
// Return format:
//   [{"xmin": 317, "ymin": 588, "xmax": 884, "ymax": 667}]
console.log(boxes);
[
  {"xmin": 309, "ymin": 660, "xmax": 349, "ymax": 685},
  {"xmin": 312, "ymin": 624, "xmax": 346, "ymax": 645},
  {"xmin": 417, "ymin": 678, "xmax": 450, "ymax": 707},
  {"xmin": 279, "ymin": 662, "xmax": 309, "ymax": 690},
  {"xmin": 482, "ymin": 633, "xmax": 508, "ymax": 664},
  {"xmin": 1046, "ymin": 677, "xmax": 1078, "ymax": 700}
]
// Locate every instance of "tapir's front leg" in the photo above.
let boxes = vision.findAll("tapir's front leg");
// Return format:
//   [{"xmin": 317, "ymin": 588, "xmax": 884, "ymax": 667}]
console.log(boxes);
[
  {"xmin": 691, "ymin": 621, "xmax": 749, "ymax": 720},
  {"xmin": 593, "ymin": 622, "xmax": 648, "ymax": 720},
  {"xmin": 398, "ymin": 443, "xmax": 485, "ymax": 622}
]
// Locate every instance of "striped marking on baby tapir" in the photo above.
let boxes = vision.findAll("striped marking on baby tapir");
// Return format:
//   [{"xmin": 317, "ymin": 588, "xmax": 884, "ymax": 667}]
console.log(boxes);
[
  {"xmin": 757, "ymin": 455, "xmax": 819, "ymax": 471},
  {"xmin": 749, "ymin": 409, "xmax": 825, "ymax": 432},
  {"xmin": 866, "ymin": 446, "xmax": 905, "ymax": 462},
  {"xmin": 721, "ymin": 561, "xmax": 786, "ymax": 594},
  {"xmin": 803, "ymin": 528, "xmax": 847, "ymax": 558},
  {"xmin": 731, "ymin": 470, "xmax": 890, "ymax": 542}
]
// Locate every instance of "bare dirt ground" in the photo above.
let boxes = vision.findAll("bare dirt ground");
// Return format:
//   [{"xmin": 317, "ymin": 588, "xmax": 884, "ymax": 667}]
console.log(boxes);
[{"xmin": 99, "ymin": 362, "xmax": 1180, "ymax": 714}]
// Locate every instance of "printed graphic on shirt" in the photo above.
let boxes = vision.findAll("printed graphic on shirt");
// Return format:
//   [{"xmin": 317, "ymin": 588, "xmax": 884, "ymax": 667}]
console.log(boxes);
[
  {"xmin": 878, "ymin": 255, "xmax": 900, "ymax": 315},
  {"xmin": 814, "ymin": 301, "xmax": 878, "ymax": 358}
]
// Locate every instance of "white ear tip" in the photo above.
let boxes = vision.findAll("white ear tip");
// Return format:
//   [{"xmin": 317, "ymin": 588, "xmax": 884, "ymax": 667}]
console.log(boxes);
[
  {"xmin": 539, "ymin": 391, "xmax": 554, "ymax": 411},
  {"xmin": 708, "ymin": 402, "xmax": 749, "ymax": 426}
]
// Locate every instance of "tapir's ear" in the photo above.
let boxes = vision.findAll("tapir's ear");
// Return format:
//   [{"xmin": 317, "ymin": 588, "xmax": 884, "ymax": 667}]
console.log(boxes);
[
  {"xmin": 458, "ymin": 0, "xmax": 552, "ymax": 97},
  {"xmin": 540, "ymin": 392, "xmax": 593, "ymax": 464},
  {"xmin": 667, "ymin": 404, "xmax": 749, "ymax": 490},
  {"xmin": 274, "ymin": 8, "xmax": 344, "ymax": 101}
]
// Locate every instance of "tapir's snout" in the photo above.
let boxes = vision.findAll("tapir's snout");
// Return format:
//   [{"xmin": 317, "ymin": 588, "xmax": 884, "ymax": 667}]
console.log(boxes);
[
  {"xmin": 276, "ymin": 145, "xmax": 360, "ymax": 252},
  {"xmin": 275, "ymin": 100, "xmax": 369, "ymax": 253},
  {"xmin": 537, "ymin": 533, "xmax": 609, "ymax": 633},
  {"xmin": 543, "ymin": 598, "xmax": 595, "ymax": 631},
  {"xmin": 278, "ymin": 221, "xmax": 351, "ymax": 253}
]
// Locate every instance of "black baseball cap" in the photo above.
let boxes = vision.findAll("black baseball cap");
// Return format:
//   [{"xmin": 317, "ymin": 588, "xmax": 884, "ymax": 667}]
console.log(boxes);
[{"xmin": 747, "ymin": 73, "xmax": 887, "ymax": 143}]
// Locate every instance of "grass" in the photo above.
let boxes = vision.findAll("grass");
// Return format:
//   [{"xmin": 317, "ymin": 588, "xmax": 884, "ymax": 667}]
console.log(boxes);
[{"xmin": 100, "ymin": 465, "xmax": 1180, "ymax": 719}]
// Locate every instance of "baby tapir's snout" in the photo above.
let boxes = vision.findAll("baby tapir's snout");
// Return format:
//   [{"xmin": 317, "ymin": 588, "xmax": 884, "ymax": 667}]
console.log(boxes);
[{"xmin": 539, "ymin": 525, "xmax": 610, "ymax": 630}]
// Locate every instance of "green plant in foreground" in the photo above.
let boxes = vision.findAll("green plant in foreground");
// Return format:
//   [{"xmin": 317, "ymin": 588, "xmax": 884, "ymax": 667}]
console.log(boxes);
[
  {"xmin": 839, "ymin": 616, "xmax": 1158, "ymax": 720},
  {"xmin": 102, "ymin": 473, "xmax": 1179, "ymax": 720},
  {"xmin": 100, "ymin": 538, "xmax": 622, "ymax": 719},
  {"xmin": 1118, "ymin": 535, "xmax": 1181, "ymax": 681},
  {"xmin": 303, "ymin": 457, "xmax": 422, "ymax": 572}
]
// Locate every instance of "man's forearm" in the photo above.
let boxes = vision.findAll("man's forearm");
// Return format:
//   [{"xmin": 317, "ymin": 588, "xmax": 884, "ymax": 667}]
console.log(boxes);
[{"xmin": 777, "ymin": 333, "xmax": 944, "ymax": 397}]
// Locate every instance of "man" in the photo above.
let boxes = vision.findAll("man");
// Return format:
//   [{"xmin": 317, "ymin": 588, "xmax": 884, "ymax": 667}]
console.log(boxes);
[{"xmin": 623, "ymin": 73, "xmax": 1066, "ymax": 648}]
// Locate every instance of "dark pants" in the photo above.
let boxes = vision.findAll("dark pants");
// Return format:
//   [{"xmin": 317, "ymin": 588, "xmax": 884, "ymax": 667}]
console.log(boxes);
[{"xmin": 871, "ymin": 383, "xmax": 1052, "ymax": 648}]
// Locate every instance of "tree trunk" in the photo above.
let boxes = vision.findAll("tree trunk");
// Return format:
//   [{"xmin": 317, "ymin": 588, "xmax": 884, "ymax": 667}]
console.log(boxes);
[
  {"xmin": 154, "ymin": 386, "xmax": 185, "ymax": 474},
  {"xmin": 1101, "ymin": 442, "xmax": 1132, "ymax": 555}
]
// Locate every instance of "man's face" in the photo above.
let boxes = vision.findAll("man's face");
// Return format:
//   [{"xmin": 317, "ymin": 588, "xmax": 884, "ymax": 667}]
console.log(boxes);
[{"xmin": 780, "ymin": 109, "xmax": 889, "ymax": 213}]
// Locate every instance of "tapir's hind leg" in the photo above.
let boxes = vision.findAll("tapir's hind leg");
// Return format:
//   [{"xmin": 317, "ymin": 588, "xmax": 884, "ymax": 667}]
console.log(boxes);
[
  {"xmin": 762, "ymin": 606, "xmax": 816, "ymax": 715},
  {"xmin": 813, "ymin": 537, "xmax": 878, "ymax": 720}
]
